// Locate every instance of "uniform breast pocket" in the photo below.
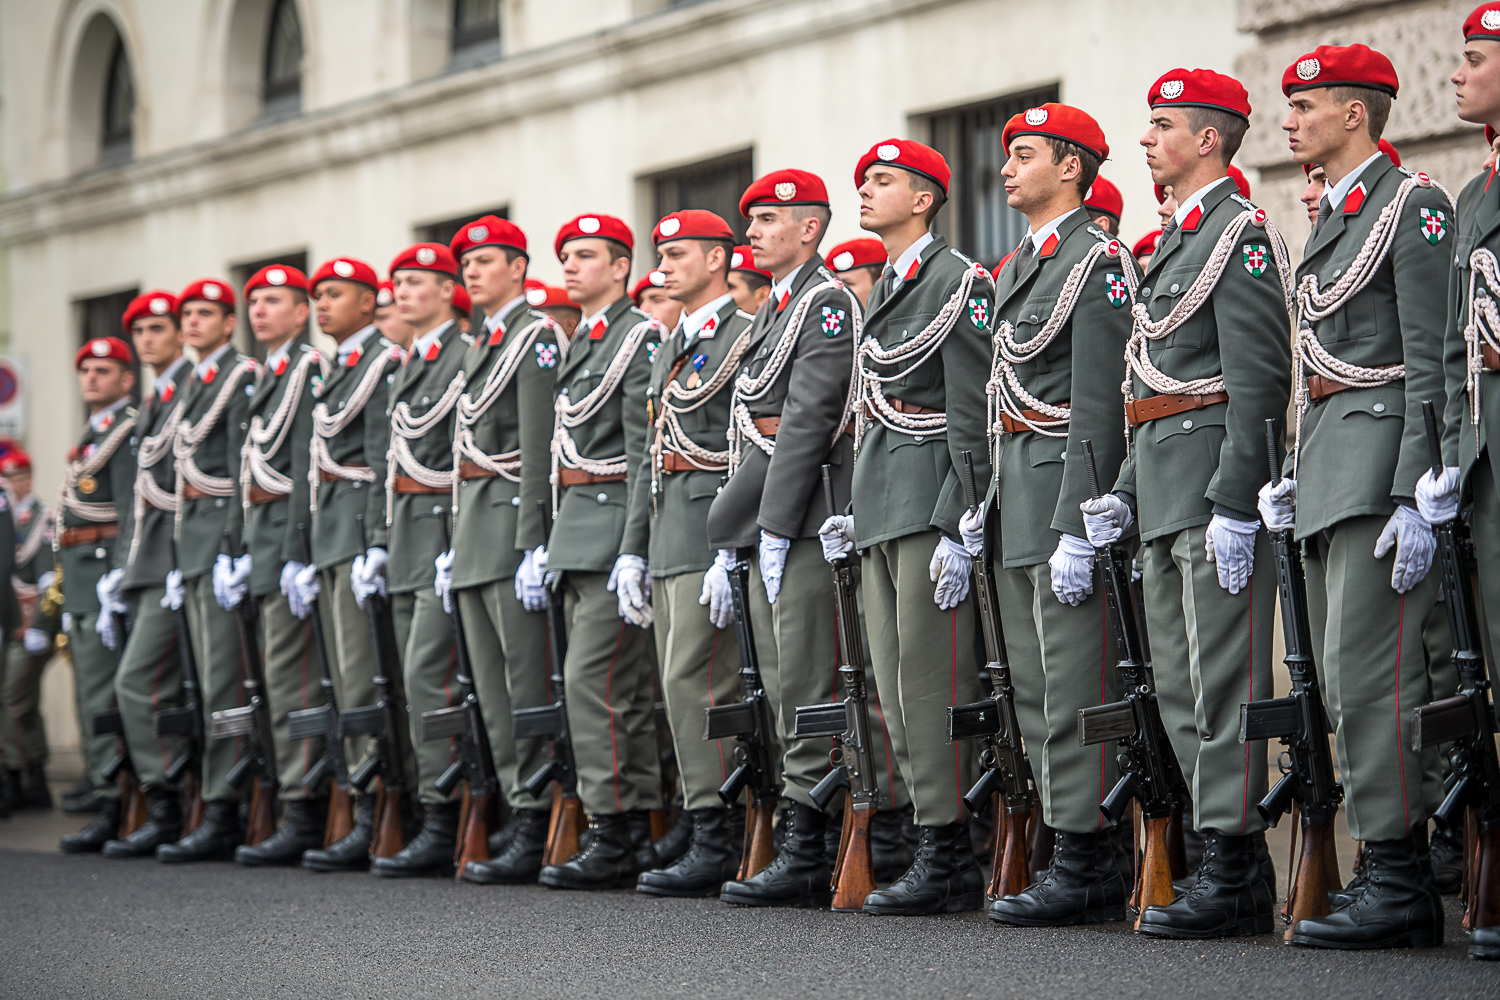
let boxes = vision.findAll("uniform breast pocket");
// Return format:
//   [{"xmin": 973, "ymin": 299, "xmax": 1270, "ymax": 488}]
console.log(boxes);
[
  {"xmin": 1147, "ymin": 272, "xmax": 1204, "ymax": 349},
  {"xmin": 1338, "ymin": 393, "xmax": 1404, "ymax": 424},
  {"xmin": 1318, "ymin": 255, "xmax": 1377, "ymax": 342},
  {"xmin": 1027, "ymin": 435, "xmax": 1068, "ymax": 469}
]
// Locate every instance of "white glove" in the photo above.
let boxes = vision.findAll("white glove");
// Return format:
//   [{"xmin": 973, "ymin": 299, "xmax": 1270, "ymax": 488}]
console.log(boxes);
[
  {"xmin": 1374, "ymin": 505, "xmax": 1436, "ymax": 594},
  {"xmin": 515, "ymin": 546, "xmax": 548, "ymax": 613},
  {"xmin": 929, "ymin": 535, "xmax": 973, "ymax": 610},
  {"xmin": 1080, "ymin": 494, "xmax": 1133, "ymax": 547},
  {"xmin": 819, "ymin": 516, "xmax": 856, "ymax": 563},
  {"xmin": 23, "ymin": 628, "xmax": 50, "ymax": 655},
  {"xmin": 434, "ymin": 549, "xmax": 455, "ymax": 615},
  {"xmin": 698, "ymin": 548, "xmax": 737, "ymax": 629},
  {"xmin": 38, "ymin": 571, "xmax": 55, "ymax": 595},
  {"xmin": 294, "ymin": 563, "xmax": 320, "ymax": 615},
  {"xmin": 351, "ymin": 547, "xmax": 388, "ymax": 609},
  {"xmin": 95, "ymin": 569, "xmax": 129, "ymax": 650},
  {"xmin": 1257, "ymin": 478, "xmax": 1297, "ymax": 532},
  {"xmin": 609, "ymin": 553, "xmax": 653, "ymax": 628},
  {"xmin": 1048, "ymin": 533, "xmax": 1096, "ymax": 607},
  {"xmin": 213, "ymin": 553, "xmax": 252, "ymax": 611},
  {"xmin": 279, "ymin": 561, "xmax": 315, "ymax": 620},
  {"xmin": 758, "ymin": 530, "xmax": 792, "ymax": 604},
  {"xmin": 61, "ymin": 612, "xmax": 74, "ymax": 634},
  {"xmin": 1204, "ymin": 514, "xmax": 1259, "ymax": 595},
  {"xmin": 958, "ymin": 505, "xmax": 986, "ymax": 557},
  {"xmin": 162, "ymin": 569, "xmax": 185, "ymax": 611},
  {"xmin": 1415, "ymin": 466, "xmax": 1460, "ymax": 525}
]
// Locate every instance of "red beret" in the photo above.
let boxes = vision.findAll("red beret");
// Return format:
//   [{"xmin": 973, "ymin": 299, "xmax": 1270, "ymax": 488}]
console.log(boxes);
[
  {"xmin": 630, "ymin": 270, "xmax": 667, "ymax": 304},
  {"xmin": 310, "ymin": 257, "xmax": 379, "ymax": 292},
  {"xmin": 554, "ymin": 214, "xmax": 634, "ymax": 259},
  {"xmin": 76, "ymin": 336, "xmax": 133, "ymax": 369},
  {"xmin": 1148, "ymin": 68, "xmax": 1251, "ymax": 120},
  {"xmin": 390, "ymin": 243, "xmax": 459, "ymax": 278},
  {"xmin": 451, "ymin": 283, "xmax": 472, "ymax": 315},
  {"xmin": 724, "ymin": 246, "xmax": 770, "ymax": 281},
  {"xmin": 1465, "ymin": 3, "xmax": 1500, "ymax": 40},
  {"xmin": 245, "ymin": 264, "xmax": 309, "ymax": 297},
  {"xmin": 1084, "ymin": 177, "xmax": 1124, "ymax": 220},
  {"xmin": 1282, "ymin": 44, "xmax": 1399, "ymax": 97},
  {"xmin": 376, "ymin": 280, "xmax": 395, "ymax": 308},
  {"xmin": 824, "ymin": 238, "xmax": 886, "ymax": 273},
  {"xmin": 1002, "ymin": 105, "xmax": 1110, "ymax": 161},
  {"xmin": 450, "ymin": 215, "xmax": 528, "ymax": 259},
  {"xmin": 738, "ymin": 169, "xmax": 830, "ymax": 218},
  {"xmin": 122, "ymin": 290, "xmax": 179, "ymax": 331},
  {"xmin": 1227, "ymin": 165, "xmax": 1251, "ymax": 199},
  {"xmin": 1132, "ymin": 230, "xmax": 1162, "ymax": 259},
  {"xmin": 0, "ymin": 448, "xmax": 31, "ymax": 474},
  {"xmin": 652, "ymin": 209, "xmax": 735, "ymax": 245},
  {"xmin": 179, "ymin": 278, "xmax": 235, "ymax": 310},
  {"xmin": 855, "ymin": 139, "xmax": 952, "ymax": 194},
  {"xmin": 525, "ymin": 281, "xmax": 578, "ymax": 310}
]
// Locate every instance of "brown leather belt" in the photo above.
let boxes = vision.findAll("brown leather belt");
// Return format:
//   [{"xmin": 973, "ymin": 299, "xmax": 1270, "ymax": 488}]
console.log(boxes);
[
  {"xmin": 999, "ymin": 406, "xmax": 1069, "ymax": 435},
  {"xmin": 866, "ymin": 397, "xmax": 942, "ymax": 420},
  {"xmin": 456, "ymin": 461, "xmax": 498, "ymax": 479},
  {"xmin": 1485, "ymin": 344, "xmax": 1500, "ymax": 372},
  {"xmin": 60, "ymin": 523, "xmax": 118, "ymax": 549},
  {"xmin": 392, "ymin": 475, "xmax": 449, "ymax": 495},
  {"xmin": 321, "ymin": 467, "xmax": 370, "ymax": 484},
  {"xmin": 1124, "ymin": 392, "xmax": 1229, "ymax": 427},
  {"xmin": 659, "ymin": 452, "xmax": 723, "ymax": 474},
  {"xmin": 1307, "ymin": 364, "xmax": 1401, "ymax": 402},
  {"xmin": 247, "ymin": 485, "xmax": 288, "ymax": 506},
  {"xmin": 181, "ymin": 484, "xmax": 213, "ymax": 502},
  {"xmin": 752, "ymin": 416, "xmax": 855, "ymax": 438},
  {"xmin": 557, "ymin": 469, "xmax": 626, "ymax": 487}
]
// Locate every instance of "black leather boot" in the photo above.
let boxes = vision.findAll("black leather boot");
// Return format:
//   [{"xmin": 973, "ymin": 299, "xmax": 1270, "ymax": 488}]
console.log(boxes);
[
  {"xmin": 1138, "ymin": 831, "xmax": 1272, "ymax": 938},
  {"xmin": 1251, "ymin": 830, "xmax": 1277, "ymax": 912},
  {"xmin": 371, "ymin": 800, "xmax": 459, "ymax": 877},
  {"xmin": 157, "ymin": 799, "xmax": 242, "ymax": 863},
  {"xmin": 626, "ymin": 809, "xmax": 661, "ymax": 873},
  {"xmin": 303, "ymin": 795, "xmax": 376, "ymax": 872},
  {"xmin": 871, "ymin": 808, "xmax": 914, "ymax": 882},
  {"xmin": 637, "ymin": 808, "xmax": 738, "ymax": 897},
  {"xmin": 1292, "ymin": 835, "xmax": 1443, "ymax": 949},
  {"xmin": 1329, "ymin": 844, "xmax": 1370, "ymax": 908},
  {"xmin": 1429, "ymin": 825, "xmax": 1463, "ymax": 895},
  {"xmin": 235, "ymin": 798, "xmax": 326, "ymax": 866},
  {"xmin": 652, "ymin": 808, "xmax": 694, "ymax": 867},
  {"xmin": 863, "ymin": 823, "xmax": 984, "ymax": 915},
  {"xmin": 538, "ymin": 813, "xmax": 639, "ymax": 890},
  {"xmin": 720, "ymin": 802, "xmax": 831, "ymax": 908},
  {"xmin": 3, "ymin": 768, "xmax": 23, "ymax": 810},
  {"xmin": 102, "ymin": 787, "xmax": 182, "ymax": 858},
  {"xmin": 61, "ymin": 778, "xmax": 100, "ymax": 814},
  {"xmin": 487, "ymin": 810, "xmax": 522, "ymax": 858},
  {"xmin": 464, "ymin": 809, "xmax": 549, "ymax": 884},
  {"xmin": 60, "ymin": 796, "xmax": 121, "ymax": 853},
  {"xmin": 1471, "ymin": 924, "xmax": 1500, "ymax": 960},
  {"xmin": 989, "ymin": 830, "xmax": 1127, "ymax": 926},
  {"xmin": 21, "ymin": 763, "xmax": 52, "ymax": 809}
]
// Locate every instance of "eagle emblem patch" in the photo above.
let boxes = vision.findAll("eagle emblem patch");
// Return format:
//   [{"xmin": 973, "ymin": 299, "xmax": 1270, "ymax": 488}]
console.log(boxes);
[
  {"xmin": 1242, "ymin": 245, "xmax": 1268, "ymax": 277},
  {"xmin": 967, "ymin": 298, "xmax": 989, "ymax": 329},
  {"xmin": 1419, "ymin": 208, "xmax": 1448, "ymax": 245},
  {"xmin": 1105, "ymin": 274, "xmax": 1129, "ymax": 307},
  {"xmin": 535, "ymin": 343, "xmax": 558, "ymax": 369},
  {"xmin": 821, "ymin": 306, "xmax": 846, "ymax": 337}
]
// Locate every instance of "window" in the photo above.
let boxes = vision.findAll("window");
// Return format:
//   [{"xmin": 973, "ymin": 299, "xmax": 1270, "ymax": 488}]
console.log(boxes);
[
  {"xmin": 649, "ymin": 150, "xmax": 755, "ymax": 246},
  {"xmin": 927, "ymin": 85, "xmax": 1060, "ymax": 269},
  {"xmin": 100, "ymin": 39, "xmax": 134, "ymax": 166},
  {"xmin": 262, "ymin": 0, "xmax": 303, "ymax": 119},
  {"xmin": 75, "ymin": 289, "xmax": 141, "ymax": 405},
  {"xmin": 415, "ymin": 206, "xmax": 509, "ymax": 250},
  {"xmin": 230, "ymin": 251, "xmax": 309, "ymax": 361},
  {"xmin": 451, "ymin": 0, "xmax": 501, "ymax": 71}
]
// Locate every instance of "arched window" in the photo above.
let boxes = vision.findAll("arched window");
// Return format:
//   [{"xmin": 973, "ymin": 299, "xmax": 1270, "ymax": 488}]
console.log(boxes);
[
  {"xmin": 262, "ymin": 0, "xmax": 303, "ymax": 118},
  {"xmin": 100, "ymin": 37, "xmax": 134, "ymax": 165}
]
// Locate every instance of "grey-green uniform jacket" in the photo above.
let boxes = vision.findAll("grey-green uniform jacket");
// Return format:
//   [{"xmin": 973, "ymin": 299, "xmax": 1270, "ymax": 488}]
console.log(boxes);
[
  {"xmin": 120, "ymin": 360, "xmax": 193, "ymax": 591},
  {"xmin": 1115, "ymin": 182, "xmax": 1293, "ymax": 536},
  {"xmin": 706, "ymin": 256, "xmax": 856, "ymax": 549},
  {"xmin": 58, "ymin": 404, "xmax": 136, "ymax": 613},
  {"xmin": 1292, "ymin": 158, "xmax": 1452, "ymax": 540},
  {"xmin": 1441, "ymin": 168, "xmax": 1500, "ymax": 480},
  {"xmin": 548, "ymin": 296, "xmax": 659, "ymax": 575},
  {"xmin": 622, "ymin": 297, "xmax": 753, "ymax": 577},
  {"xmin": 451, "ymin": 298, "xmax": 560, "ymax": 589},
  {"xmin": 7, "ymin": 495, "xmax": 39, "ymax": 632},
  {"xmin": 175, "ymin": 351, "xmax": 254, "ymax": 579},
  {"xmin": 386, "ymin": 321, "xmax": 469, "ymax": 594},
  {"xmin": 991, "ymin": 212, "xmax": 1134, "ymax": 568},
  {"xmin": 309, "ymin": 331, "xmax": 401, "ymax": 568}
]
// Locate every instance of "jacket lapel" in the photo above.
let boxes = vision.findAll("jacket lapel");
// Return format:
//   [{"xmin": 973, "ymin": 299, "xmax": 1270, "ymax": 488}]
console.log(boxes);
[{"xmin": 866, "ymin": 238, "xmax": 947, "ymax": 326}]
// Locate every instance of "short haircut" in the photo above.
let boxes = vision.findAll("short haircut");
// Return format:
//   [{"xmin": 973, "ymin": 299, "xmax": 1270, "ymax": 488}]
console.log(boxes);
[
  {"xmin": 1045, "ymin": 138, "xmax": 1102, "ymax": 200},
  {"xmin": 1091, "ymin": 213, "xmax": 1119, "ymax": 236},
  {"xmin": 1180, "ymin": 107, "xmax": 1250, "ymax": 166},
  {"xmin": 702, "ymin": 239, "xmax": 734, "ymax": 274},
  {"xmin": 1325, "ymin": 86, "xmax": 1392, "ymax": 142},
  {"xmin": 790, "ymin": 204, "xmax": 832, "ymax": 245},
  {"xmin": 605, "ymin": 239, "xmax": 632, "ymax": 265},
  {"xmin": 903, "ymin": 172, "xmax": 947, "ymax": 227},
  {"xmin": 732, "ymin": 269, "xmax": 771, "ymax": 291}
]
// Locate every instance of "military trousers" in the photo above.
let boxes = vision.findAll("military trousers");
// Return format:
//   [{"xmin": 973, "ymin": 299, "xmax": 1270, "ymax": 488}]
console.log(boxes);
[
  {"xmin": 861, "ymin": 530, "xmax": 981, "ymax": 829},
  {"xmin": 114, "ymin": 588, "xmax": 182, "ymax": 790},
  {"xmin": 1141, "ymin": 524, "xmax": 1274, "ymax": 835},
  {"xmin": 456, "ymin": 579, "xmax": 551, "ymax": 812},
  {"xmin": 258, "ymin": 591, "xmax": 324, "ymax": 801},
  {"xmin": 391, "ymin": 588, "xmax": 457, "ymax": 805},
  {"xmin": 318, "ymin": 563, "xmax": 379, "ymax": 777},
  {"xmin": 994, "ymin": 556, "xmax": 1120, "ymax": 834},
  {"xmin": 559, "ymin": 571, "xmax": 660, "ymax": 816},
  {"xmin": 653, "ymin": 569, "xmax": 742, "ymax": 811},
  {"xmin": 68, "ymin": 612, "xmax": 120, "ymax": 798},
  {"xmin": 183, "ymin": 574, "xmax": 244, "ymax": 802},
  {"xmin": 1303, "ymin": 514, "xmax": 1438, "ymax": 842},
  {"xmin": 2, "ymin": 640, "xmax": 50, "ymax": 768},
  {"xmin": 1419, "ymin": 595, "xmax": 1456, "ymax": 816}
]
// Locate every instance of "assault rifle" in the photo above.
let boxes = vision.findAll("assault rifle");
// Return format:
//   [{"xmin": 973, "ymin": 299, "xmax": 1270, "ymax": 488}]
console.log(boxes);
[
  {"xmin": 209, "ymin": 530, "xmax": 278, "ymax": 845},
  {"xmin": 94, "ymin": 704, "xmax": 147, "ymax": 839},
  {"xmin": 1239, "ymin": 419, "xmax": 1342, "ymax": 937},
  {"xmin": 793, "ymin": 466, "xmax": 879, "ymax": 910},
  {"xmin": 286, "ymin": 523, "xmax": 355, "ymax": 848},
  {"xmin": 343, "ymin": 514, "xmax": 410, "ymax": 858},
  {"xmin": 704, "ymin": 544, "xmax": 779, "ymax": 880},
  {"xmin": 514, "ymin": 501, "xmax": 585, "ymax": 865},
  {"xmin": 1412, "ymin": 400, "xmax": 1500, "ymax": 939},
  {"xmin": 1076, "ymin": 440, "xmax": 1188, "ymax": 926},
  {"xmin": 948, "ymin": 449, "xmax": 1036, "ymax": 899},
  {"xmin": 153, "ymin": 542, "xmax": 206, "ymax": 833}
]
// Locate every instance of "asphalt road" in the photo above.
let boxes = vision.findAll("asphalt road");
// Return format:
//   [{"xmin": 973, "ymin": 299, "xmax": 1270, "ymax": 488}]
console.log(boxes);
[{"xmin": 2, "ymin": 844, "xmax": 1496, "ymax": 1000}]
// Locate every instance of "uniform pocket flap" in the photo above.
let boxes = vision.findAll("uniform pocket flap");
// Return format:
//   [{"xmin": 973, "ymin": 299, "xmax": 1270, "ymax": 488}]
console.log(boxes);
[
  {"xmin": 1152, "ymin": 407, "xmax": 1227, "ymax": 442},
  {"xmin": 1027, "ymin": 435, "xmax": 1068, "ymax": 467}
]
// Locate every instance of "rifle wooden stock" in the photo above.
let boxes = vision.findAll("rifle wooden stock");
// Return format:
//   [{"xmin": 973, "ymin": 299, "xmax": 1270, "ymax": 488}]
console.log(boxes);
[
  {"xmin": 182, "ymin": 771, "xmax": 206, "ymax": 835},
  {"xmin": 740, "ymin": 797, "xmax": 777, "ymax": 881},
  {"xmin": 990, "ymin": 802, "xmax": 1031, "ymax": 898},
  {"xmin": 370, "ymin": 776, "xmax": 406, "ymax": 859},
  {"xmin": 245, "ymin": 779, "xmax": 277, "ymax": 846},
  {"xmin": 830, "ymin": 793, "xmax": 877, "ymax": 911},
  {"xmin": 1133, "ymin": 817, "xmax": 1177, "ymax": 928},
  {"xmin": 455, "ymin": 784, "xmax": 497, "ymax": 874},
  {"xmin": 324, "ymin": 785, "xmax": 354, "ymax": 847},
  {"xmin": 650, "ymin": 809, "xmax": 670, "ymax": 841},
  {"xmin": 544, "ymin": 784, "xmax": 586, "ymax": 866},
  {"xmin": 1280, "ymin": 802, "xmax": 1339, "ymax": 939},
  {"xmin": 118, "ymin": 769, "xmax": 147, "ymax": 838}
]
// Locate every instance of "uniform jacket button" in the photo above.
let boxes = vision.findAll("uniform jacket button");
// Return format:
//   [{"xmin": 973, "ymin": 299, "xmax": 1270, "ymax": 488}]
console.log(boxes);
[
  {"xmin": 1141, "ymin": 286, "xmax": 1152, "ymax": 297},
  {"xmin": 596, "ymin": 492, "xmax": 608, "ymax": 504},
  {"xmin": 1182, "ymin": 418, "xmax": 1193, "ymax": 429},
  {"xmin": 1373, "ymin": 402, "xmax": 1386, "ymax": 413},
  {"xmin": 1333, "ymin": 268, "xmax": 1343, "ymax": 278},
  {"xmin": 511, "ymin": 496, "xmax": 521, "ymax": 506},
  {"xmin": 1170, "ymin": 283, "xmax": 1180, "ymax": 294},
  {"xmin": 1029, "ymin": 314, "xmax": 1039, "ymax": 323},
  {"xmin": 95, "ymin": 548, "xmax": 107, "ymax": 559},
  {"xmin": 421, "ymin": 396, "xmax": 429, "ymax": 405},
  {"xmin": 581, "ymin": 369, "xmax": 591, "ymax": 378},
  {"xmin": 914, "ymin": 435, "xmax": 924, "ymax": 444}
]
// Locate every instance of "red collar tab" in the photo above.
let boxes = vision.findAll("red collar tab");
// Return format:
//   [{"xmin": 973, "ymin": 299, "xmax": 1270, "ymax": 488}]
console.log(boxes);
[
  {"xmin": 776, "ymin": 290, "xmax": 790, "ymax": 312},
  {"xmin": 344, "ymin": 348, "xmax": 362, "ymax": 368},
  {"xmin": 424, "ymin": 341, "xmax": 441, "ymax": 362},
  {"xmin": 699, "ymin": 316, "xmax": 718, "ymax": 337},
  {"xmin": 201, "ymin": 362, "xmax": 219, "ymax": 385},
  {"xmin": 902, "ymin": 256, "xmax": 921, "ymax": 281},
  {"xmin": 271, "ymin": 356, "xmax": 289, "ymax": 377},
  {"xmin": 1181, "ymin": 204, "xmax": 1204, "ymax": 232},
  {"xmin": 1038, "ymin": 232, "xmax": 1061, "ymax": 258},
  {"xmin": 588, "ymin": 319, "xmax": 607, "ymax": 340},
  {"xmin": 1343, "ymin": 182, "xmax": 1367, "ymax": 215},
  {"xmin": 159, "ymin": 382, "xmax": 175, "ymax": 403}
]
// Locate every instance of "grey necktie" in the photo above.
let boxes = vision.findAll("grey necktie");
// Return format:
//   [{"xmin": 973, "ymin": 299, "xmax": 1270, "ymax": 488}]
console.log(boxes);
[
  {"xmin": 879, "ymin": 265, "xmax": 897, "ymax": 301},
  {"xmin": 1012, "ymin": 237, "xmax": 1036, "ymax": 271},
  {"xmin": 1314, "ymin": 196, "xmax": 1332, "ymax": 235},
  {"xmin": 1162, "ymin": 218, "xmax": 1178, "ymax": 239}
]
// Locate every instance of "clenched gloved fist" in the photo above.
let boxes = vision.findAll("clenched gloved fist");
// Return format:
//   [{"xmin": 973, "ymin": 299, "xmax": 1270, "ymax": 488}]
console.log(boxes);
[
  {"xmin": 929, "ymin": 535, "xmax": 972, "ymax": 610},
  {"xmin": 96, "ymin": 569, "xmax": 128, "ymax": 650},
  {"xmin": 515, "ymin": 546, "xmax": 549, "ymax": 612},
  {"xmin": 23, "ymin": 628, "xmax": 50, "ymax": 656},
  {"xmin": 609, "ymin": 553, "xmax": 653, "ymax": 628},
  {"xmin": 758, "ymin": 531, "xmax": 791, "ymax": 604},
  {"xmin": 958, "ymin": 505, "xmax": 986, "ymax": 557},
  {"xmin": 1375, "ymin": 505, "xmax": 1436, "ymax": 594},
  {"xmin": 213, "ymin": 553, "xmax": 252, "ymax": 611},
  {"xmin": 819, "ymin": 516, "xmax": 855, "ymax": 563},
  {"xmin": 1204, "ymin": 514, "xmax": 1259, "ymax": 594},
  {"xmin": 161, "ymin": 570, "xmax": 185, "ymax": 612},
  {"xmin": 433, "ymin": 549, "xmax": 455, "ymax": 614},
  {"xmin": 699, "ymin": 548, "xmax": 737, "ymax": 629},
  {"xmin": 1080, "ymin": 494, "xmax": 1133, "ymax": 548},
  {"xmin": 1048, "ymin": 533, "xmax": 1096, "ymax": 607},
  {"xmin": 1257, "ymin": 478, "xmax": 1296, "ymax": 532},
  {"xmin": 281, "ymin": 561, "xmax": 318, "ymax": 620},
  {"xmin": 1415, "ymin": 466, "xmax": 1460, "ymax": 525},
  {"xmin": 351, "ymin": 547, "xmax": 388, "ymax": 608}
]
